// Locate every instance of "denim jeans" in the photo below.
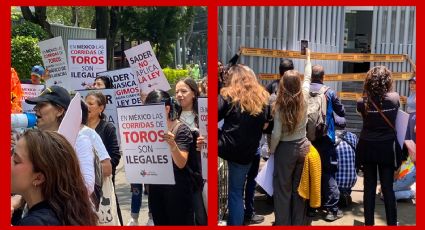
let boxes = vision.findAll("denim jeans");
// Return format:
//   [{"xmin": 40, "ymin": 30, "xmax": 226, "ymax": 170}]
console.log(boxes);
[
  {"xmin": 130, "ymin": 184, "xmax": 143, "ymax": 217},
  {"xmin": 244, "ymin": 153, "xmax": 261, "ymax": 217},
  {"xmin": 227, "ymin": 161, "xmax": 252, "ymax": 226},
  {"xmin": 394, "ymin": 167, "xmax": 416, "ymax": 200}
]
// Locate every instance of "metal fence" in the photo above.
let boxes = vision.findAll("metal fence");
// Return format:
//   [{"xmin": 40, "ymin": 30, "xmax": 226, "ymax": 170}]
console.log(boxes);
[{"xmin": 218, "ymin": 158, "xmax": 228, "ymax": 222}]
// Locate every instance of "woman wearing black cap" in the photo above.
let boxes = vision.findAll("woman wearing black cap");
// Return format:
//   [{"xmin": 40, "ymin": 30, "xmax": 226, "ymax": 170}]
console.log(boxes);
[{"xmin": 25, "ymin": 85, "xmax": 96, "ymax": 196}]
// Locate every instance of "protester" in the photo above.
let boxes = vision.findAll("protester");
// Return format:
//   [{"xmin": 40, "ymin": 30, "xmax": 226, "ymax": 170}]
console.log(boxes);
[
  {"xmin": 309, "ymin": 64, "xmax": 346, "ymax": 221},
  {"xmin": 93, "ymin": 76, "xmax": 113, "ymax": 89},
  {"xmin": 84, "ymin": 92, "xmax": 123, "ymax": 225},
  {"xmin": 265, "ymin": 59, "xmax": 294, "ymax": 95},
  {"xmin": 406, "ymin": 76, "xmax": 416, "ymax": 114},
  {"xmin": 356, "ymin": 66, "xmax": 399, "ymax": 226},
  {"xmin": 199, "ymin": 77, "xmax": 208, "ymax": 96},
  {"xmin": 30, "ymin": 65, "xmax": 45, "ymax": 85},
  {"xmin": 218, "ymin": 64, "xmax": 269, "ymax": 226},
  {"xmin": 145, "ymin": 90, "xmax": 195, "ymax": 225},
  {"xmin": 25, "ymin": 86, "xmax": 96, "ymax": 196},
  {"xmin": 175, "ymin": 77, "xmax": 207, "ymax": 225},
  {"xmin": 11, "ymin": 130, "xmax": 98, "ymax": 225},
  {"xmin": 269, "ymin": 48, "xmax": 311, "ymax": 226},
  {"xmin": 333, "ymin": 115, "xmax": 358, "ymax": 208}
]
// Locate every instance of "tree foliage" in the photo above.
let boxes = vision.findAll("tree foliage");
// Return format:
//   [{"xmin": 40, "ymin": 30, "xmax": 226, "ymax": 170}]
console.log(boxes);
[
  {"xmin": 119, "ymin": 7, "xmax": 195, "ymax": 67},
  {"xmin": 11, "ymin": 36, "xmax": 43, "ymax": 80},
  {"xmin": 46, "ymin": 7, "xmax": 95, "ymax": 28},
  {"xmin": 12, "ymin": 21, "xmax": 49, "ymax": 41}
]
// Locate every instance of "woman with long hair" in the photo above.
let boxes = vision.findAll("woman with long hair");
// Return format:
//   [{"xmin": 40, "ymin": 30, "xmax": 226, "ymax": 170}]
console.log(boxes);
[
  {"xmin": 146, "ymin": 90, "xmax": 195, "ymax": 225},
  {"xmin": 175, "ymin": 77, "xmax": 207, "ymax": 225},
  {"xmin": 356, "ymin": 66, "xmax": 399, "ymax": 225},
  {"xmin": 11, "ymin": 130, "xmax": 98, "ymax": 225},
  {"xmin": 218, "ymin": 64, "xmax": 269, "ymax": 225},
  {"xmin": 270, "ymin": 48, "xmax": 312, "ymax": 225}
]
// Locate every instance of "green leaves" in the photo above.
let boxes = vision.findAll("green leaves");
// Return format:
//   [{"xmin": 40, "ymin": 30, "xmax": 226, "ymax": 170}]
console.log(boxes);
[
  {"xmin": 11, "ymin": 36, "xmax": 43, "ymax": 80},
  {"xmin": 12, "ymin": 21, "xmax": 49, "ymax": 41}
]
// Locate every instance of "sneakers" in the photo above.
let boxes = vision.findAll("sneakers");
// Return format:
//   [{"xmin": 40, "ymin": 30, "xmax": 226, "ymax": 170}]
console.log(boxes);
[
  {"xmin": 127, "ymin": 218, "xmax": 139, "ymax": 226},
  {"xmin": 324, "ymin": 209, "xmax": 343, "ymax": 222},
  {"xmin": 244, "ymin": 213, "xmax": 265, "ymax": 224}
]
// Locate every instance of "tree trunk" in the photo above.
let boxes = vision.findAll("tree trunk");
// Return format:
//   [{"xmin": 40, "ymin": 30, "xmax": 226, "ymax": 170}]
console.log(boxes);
[
  {"xmin": 20, "ymin": 6, "xmax": 53, "ymax": 38},
  {"xmin": 71, "ymin": 7, "xmax": 78, "ymax": 27},
  {"xmin": 107, "ymin": 7, "xmax": 120, "ymax": 70}
]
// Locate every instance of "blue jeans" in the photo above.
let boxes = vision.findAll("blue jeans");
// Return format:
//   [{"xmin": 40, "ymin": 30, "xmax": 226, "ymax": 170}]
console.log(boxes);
[
  {"xmin": 394, "ymin": 166, "xmax": 416, "ymax": 200},
  {"xmin": 130, "ymin": 184, "xmax": 143, "ymax": 217},
  {"xmin": 244, "ymin": 153, "xmax": 261, "ymax": 217},
  {"xmin": 227, "ymin": 161, "xmax": 252, "ymax": 226}
]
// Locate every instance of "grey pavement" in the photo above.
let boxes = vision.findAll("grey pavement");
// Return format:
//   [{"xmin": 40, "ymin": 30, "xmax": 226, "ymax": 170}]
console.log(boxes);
[
  {"xmin": 114, "ymin": 159, "xmax": 150, "ymax": 226},
  {"xmin": 244, "ymin": 160, "xmax": 416, "ymax": 226}
]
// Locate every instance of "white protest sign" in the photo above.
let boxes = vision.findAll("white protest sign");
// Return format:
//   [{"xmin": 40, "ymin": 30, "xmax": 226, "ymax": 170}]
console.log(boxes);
[
  {"xmin": 125, "ymin": 41, "xmax": 171, "ymax": 93},
  {"xmin": 117, "ymin": 104, "xmax": 175, "ymax": 184},
  {"xmin": 20, "ymin": 84, "xmax": 45, "ymax": 113},
  {"xmin": 97, "ymin": 68, "xmax": 143, "ymax": 107},
  {"xmin": 197, "ymin": 97, "xmax": 208, "ymax": 179},
  {"xmin": 68, "ymin": 40, "xmax": 107, "ymax": 91},
  {"xmin": 58, "ymin": 92, "xmax": 82, "ymax": 147},
  {"xmin": 255, "ymin": 154, "xmax": 274, "ymax": 196},
  {"xmin": 38, "ymin": 36, "xmax": 69, "ymax": 90},
  {"xmin": 395, "ymin": 109, "xmax": 410, "ymax": 149},
  {"xmin": 77, "ymin": 89, "xmax": 120, "ymax": 144}
]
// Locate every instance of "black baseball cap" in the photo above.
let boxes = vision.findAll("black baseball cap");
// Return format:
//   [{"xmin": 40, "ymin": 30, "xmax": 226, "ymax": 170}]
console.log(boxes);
[{"xmin": 25, "ymin": 85, "xmax": 71, "ymax": 110}]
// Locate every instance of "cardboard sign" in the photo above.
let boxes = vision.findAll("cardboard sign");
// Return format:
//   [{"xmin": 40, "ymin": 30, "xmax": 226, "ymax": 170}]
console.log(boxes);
[
  {"xmin": 97, "ymin": 68, "xmax": 143, "ymax": 107},
  {"xmin": 117, "ymin": 104, "xmax": 175, "ymax": 184},
  {"xmin": 77, "ymin": 89, "xmax": 120, "ymax": 144},
  {"xmin": 38, "ymin": 36, "xmax": 69, "ymax": 90},
  {"xmin": 68, "ymin": 40, "xmax": 107, "ymax": 91},
  {"xmin": 20, "ymin": 84, "xmax": 45, "ymax": 113},
  {"xmin": 197, "ymin": 97, "xmax": 208, "ymax": 179},
  {"xmin": 125, "ymin": 41, "xmax": 171, "ymax": 93}
]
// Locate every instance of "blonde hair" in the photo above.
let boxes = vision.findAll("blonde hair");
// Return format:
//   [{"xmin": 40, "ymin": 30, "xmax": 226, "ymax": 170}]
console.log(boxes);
[
  {"xmin": 275, "ymin": 70, "xmax": 305, "ymax": 134},
  {"xmin": 220, "ymin": 64, "xmax": 269, "ymax": 116}
]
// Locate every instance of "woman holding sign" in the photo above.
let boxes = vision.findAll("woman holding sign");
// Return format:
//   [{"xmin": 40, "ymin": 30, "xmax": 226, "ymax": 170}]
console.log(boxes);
[
  {"xmin": 145, "ymin": 89, "xmax": 195, "ymax": 225},
  {"xmin": 175, "ymin": 78, "xmax": 207, "ymax": 225}
]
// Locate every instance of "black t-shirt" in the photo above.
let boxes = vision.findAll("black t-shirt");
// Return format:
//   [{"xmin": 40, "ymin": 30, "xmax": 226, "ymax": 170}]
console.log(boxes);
[
  {"xmin": 357, "ymin": 92, "xmax": 400, "ymax": 141},
  {"xmin": 15, "ymin": 201, "xmax": 61, "ymax": 226},
  {"xmin": 173, "ymin": 123, "xmax": 193, "ymax": 171},
  {"xmin": 218, "ymin": 95, "xmax": 267, "ymax": 164}
]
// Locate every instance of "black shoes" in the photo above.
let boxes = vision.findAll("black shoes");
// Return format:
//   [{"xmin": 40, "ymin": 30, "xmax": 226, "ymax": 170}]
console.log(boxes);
[{"xmin": 244, "ymin": 213, "xmax": 265, "ymax": 224}]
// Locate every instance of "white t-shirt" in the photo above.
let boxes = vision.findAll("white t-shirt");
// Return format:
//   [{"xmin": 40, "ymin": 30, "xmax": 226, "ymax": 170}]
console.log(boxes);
[
  {"xmin": 75, "ymin": 134, "xmax": 95, "ymax": 195},
  {"xmin": 79, "ymin": 126, "xmax": 110, "ymax": 161}
]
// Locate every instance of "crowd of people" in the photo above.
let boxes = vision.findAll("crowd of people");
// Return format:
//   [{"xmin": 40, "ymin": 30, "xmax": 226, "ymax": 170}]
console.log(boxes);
[
  {"xmin": 218, "ymin": 48, "xmax": 416, "ymax": 226},
  {"xmin": 10, "ymin": 65, "xmax": 208, "ymax": 226}
]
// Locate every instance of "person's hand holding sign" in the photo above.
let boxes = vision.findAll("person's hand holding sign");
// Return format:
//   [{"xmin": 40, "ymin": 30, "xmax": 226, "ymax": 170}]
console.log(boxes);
[{"xmin": 164, "ymin": 128, "xmax": 189, "ymax": 169}]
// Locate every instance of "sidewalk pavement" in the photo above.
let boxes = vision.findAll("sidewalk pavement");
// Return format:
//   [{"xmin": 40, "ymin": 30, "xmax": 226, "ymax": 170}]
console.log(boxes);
[{"xmin": 245, "ymin": 160, "xmax": 416, "ymax": 226}]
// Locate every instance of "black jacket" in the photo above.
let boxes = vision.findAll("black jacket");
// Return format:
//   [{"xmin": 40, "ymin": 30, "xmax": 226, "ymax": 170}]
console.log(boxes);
[
  {"xmin": 95, "ymin": 120, "xmax": 121, "ymax": 174},
  {"xmin": 14, "ymin": 201, "xmax": 61, "ymax": 226},
  {"xmin": 218, "ymin": 95, "xmax": 267, "ymax": 165}
]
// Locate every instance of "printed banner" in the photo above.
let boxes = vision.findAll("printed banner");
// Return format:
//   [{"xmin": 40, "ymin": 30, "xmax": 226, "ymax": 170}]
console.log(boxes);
[
  {"xmin": 117, "ymin": 104, "xmax": 175, "ymax": 184},
  {"xmin": 77, "ymin": 89, "xmax": 120, "ymax": 144},
  {"xmin": 125, "ymin": 41, "xmax": 171, "ymax": 93},
  {"xmin": 97, "ymin": 68, "xmax": 143, "ymax": 107},
  {"xmin": 197, "ymin": 97, "xmax": 208, "ymax": 180},
  {"xmin": 68, "ymin": 40, "xmax": 107, "ymax": 91},
  {"xmin": 20, "ymin": 84, "xmax": 45, "ymax": 113},
  {"xmin": 38, "ymin": 36, "xmax": 69, "ymax": 89}
]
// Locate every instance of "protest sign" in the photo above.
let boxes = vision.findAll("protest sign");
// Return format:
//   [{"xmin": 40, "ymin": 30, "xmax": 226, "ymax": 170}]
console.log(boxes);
[
  {"xmin": 38, "ymin": 36, "xmax": 69, "ymax": 90},
  {"xmin": 77, "ymin": 89, "xmax": 120, "ymax": 144},
  {"xmin": 68, "ymin": 40, "xmax": 107, "ymax": 91},
  {"xmin": 117, "ymin": 104, "xmax": 175, "ymax": 184},
  {"xmin": 197, "ymin": 97, "xmax": 208, "ymax": 179},
  {"xmin": 20, "ymin": 84, "xmax": 45, "ymax": 113},
  {"xmin": 97, "ymin": 68, "xmax": 142, "ymax": 107},
  {"xmin": 124, "ymin": 41, "xmax": 171, "ymax": 93},
  {"xmin": 58, "ymin": 92, "xmax": 82, "ymax": 147}
]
